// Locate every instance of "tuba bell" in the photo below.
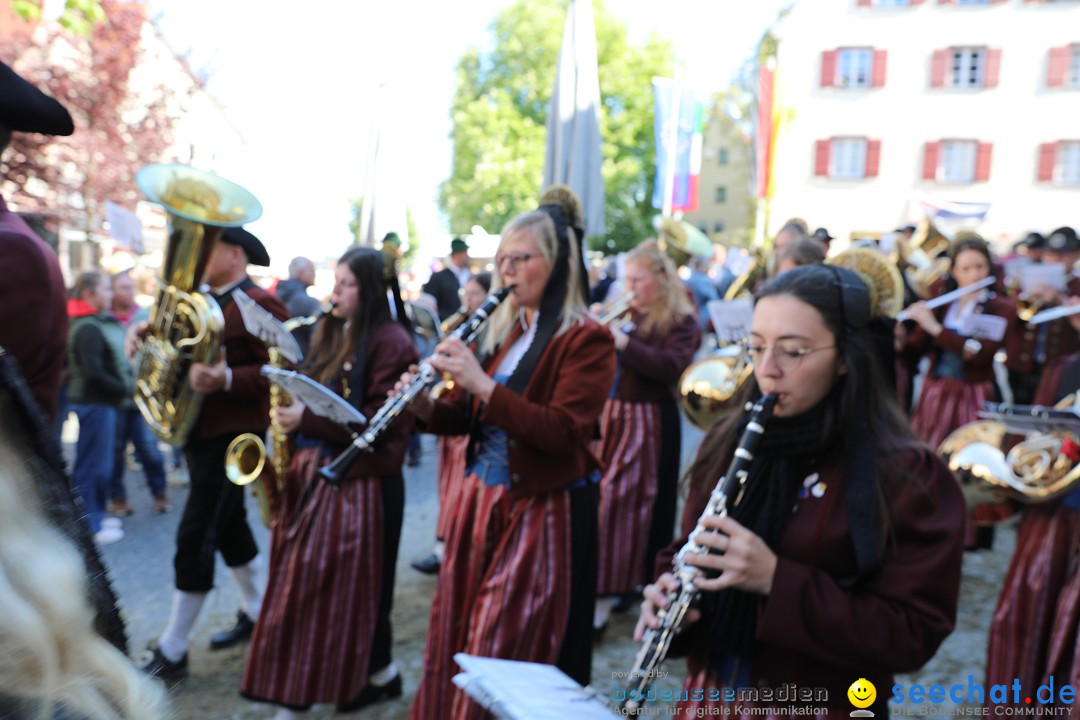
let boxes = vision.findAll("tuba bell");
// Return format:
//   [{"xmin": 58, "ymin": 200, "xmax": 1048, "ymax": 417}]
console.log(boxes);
[
  {"xmin": 679, "ymin": 345, "xmax": 754, "ymax": 430},
  {"xmin": 133, "ymin": 164, "xmax": 262, "ymax": 446},
  {"xmin": 658, "ymin": 219, "xmax": 712, "ymax": 268},
  {"xmin": 894, "ymin": 218, "xmax": 951, "ymax": 300}
]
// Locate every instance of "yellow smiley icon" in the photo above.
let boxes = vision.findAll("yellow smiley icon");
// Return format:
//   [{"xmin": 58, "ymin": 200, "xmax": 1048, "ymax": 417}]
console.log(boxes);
[{"xmin": 848, "ymin": 678, "xmax": 876, "ymax": 709}]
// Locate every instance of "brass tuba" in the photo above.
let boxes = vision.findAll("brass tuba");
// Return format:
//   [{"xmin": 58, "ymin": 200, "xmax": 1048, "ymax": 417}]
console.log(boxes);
[
  {"xmin": 658, "ymin": 218, "xmax": 712, "ymax": 268},
  {"xmin": 938, "ymin": 396, "xmax": 1080, "ymax": 522},
  {"xmin": 679, "ymin": 345, "xmax": 753, "ymax": 430},
  {"xmin": 894, "ymin": 218, "xmax": 951, "ymax": 300},
  {"xmin": 134, "ymin": 164, "xmax": 262, "ymax": 446}
]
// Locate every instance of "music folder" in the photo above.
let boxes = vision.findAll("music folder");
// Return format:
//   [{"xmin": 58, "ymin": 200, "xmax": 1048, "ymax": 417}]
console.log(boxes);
[{"xmin": 452, "ymin": 654, "xmax": 615, "ymax": 719}]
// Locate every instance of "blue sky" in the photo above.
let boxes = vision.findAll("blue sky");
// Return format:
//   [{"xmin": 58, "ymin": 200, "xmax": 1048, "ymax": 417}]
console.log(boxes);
[{"xmin": 148, "ymin": 0, "xmax": 787, "ymax": 272}]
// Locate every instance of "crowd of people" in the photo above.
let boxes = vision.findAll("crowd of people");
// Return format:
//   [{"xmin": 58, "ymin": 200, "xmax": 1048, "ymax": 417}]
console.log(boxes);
[{"xmin": 4, "ymin": 58, "xmax": 1080, "ymax": 720}]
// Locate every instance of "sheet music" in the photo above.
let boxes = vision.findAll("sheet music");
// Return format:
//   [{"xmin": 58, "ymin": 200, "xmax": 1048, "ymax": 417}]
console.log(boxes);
[
  {"xmin": 260, "ymin": 367, "xmax": 366, "ymax": 426},
  {"xmin": 452, "ymin": 654, "xmax": 615, "ymax": 720},
  {"xmin": 706, "ymin": 299, "xmax": 753, "ymax": 345},
  {"xmin": 958, "ymin": 314, "xmax": 1007, "ymax": 342},
  {"xmin": 1020, "ymin": 263, "xmax": 1067, "ymax": 294}
]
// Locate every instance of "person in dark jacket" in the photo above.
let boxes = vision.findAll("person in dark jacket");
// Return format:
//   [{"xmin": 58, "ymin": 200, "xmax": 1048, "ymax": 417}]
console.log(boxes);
[
  {"xmin": 67, "ymin": 271, "xmax": 127, "ymax": 544},
  {"xmin": 276, "ymin": 256, "xmax": 320, "ymax": 318},
  {"xmin": 422, "ymin": 237, "xmax": 471, "ymax": 319}
]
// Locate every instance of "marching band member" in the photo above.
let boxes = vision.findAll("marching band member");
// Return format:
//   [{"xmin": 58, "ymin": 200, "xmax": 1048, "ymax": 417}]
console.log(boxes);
[
  {"xmin": 240, "ymin": 247, "xmax": 417, "ymax": 718},
  {"xmin": 407, "ymin": 207, "xmax": 615, "ymax": 720},
  {"xmin": 141, "ymin": 228, "xmax": 289, "ymax": 680},
  {"xmin": 592, "ymin": 241, "xmax": 699, "ymax": 637},
  {"xmin": 986, "ymin": 303, "xmax": 1080, "ymax": 707},
  {"xmin": 637, "ymin": 265, "xmax": 964, "ymax": 716}
]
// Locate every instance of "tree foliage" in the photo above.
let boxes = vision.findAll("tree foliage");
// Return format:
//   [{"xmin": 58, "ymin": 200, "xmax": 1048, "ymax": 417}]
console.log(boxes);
[
  {"xmin": 439, "ymin": 0, "xmax": 673, "ymax": 255},
  {"xmin": 1, "ymin": 0, "xmax": 177, "ymax": 243}
]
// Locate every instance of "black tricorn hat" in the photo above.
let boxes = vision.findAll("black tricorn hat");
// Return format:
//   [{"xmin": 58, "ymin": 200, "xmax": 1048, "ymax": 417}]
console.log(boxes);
[
  {"xmin": 1046, "ymin": 227, "xmax": 1080, "ymax": 253},
  {"xmin": 1023, "ymin": 232, "xmax": 1047, "ymax": 250},
  {"xmin": 0, "ymin": 60, "xmax": 74, "ymax": 136},
  {"xmin": 812, "ymin": 227, "xmax": 834, "ymax": 243},
  {"xmin": 220, "ymin": 227, "xmax": 270, "ymax": 267}
]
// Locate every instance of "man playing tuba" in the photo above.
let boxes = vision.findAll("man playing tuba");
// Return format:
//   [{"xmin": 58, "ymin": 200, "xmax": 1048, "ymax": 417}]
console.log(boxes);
[{"xmin": 141, "ymin": 227, "xmax": 289, "ymax": 680}]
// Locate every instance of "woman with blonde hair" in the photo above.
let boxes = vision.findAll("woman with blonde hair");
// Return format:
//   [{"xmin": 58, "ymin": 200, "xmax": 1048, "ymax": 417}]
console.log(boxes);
[
  {"xmin": 406, "ymin": 206, "xmax": 615, "ymax": 720},
  {"xmin": 592, "ymin": 241, "xmax": 700, "ymax": 636}
]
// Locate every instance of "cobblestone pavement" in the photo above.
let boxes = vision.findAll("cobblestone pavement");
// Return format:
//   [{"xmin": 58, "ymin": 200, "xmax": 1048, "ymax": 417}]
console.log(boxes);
[{"xmin": 85, "ymin": 422, "xmax": 1013, "ymax": 719}]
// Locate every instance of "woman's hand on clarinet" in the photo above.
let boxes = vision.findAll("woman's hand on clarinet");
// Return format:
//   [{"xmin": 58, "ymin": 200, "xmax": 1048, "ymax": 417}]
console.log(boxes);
[
  {"xmin": 634, "ymin": 573, "xmax": 700, "ymax": 642},
  {"xmin": 684, "ymin": 515, "xmax": 778, "ymax": 595},
  {"xmin": 274, "ymin": 401, "xmax": 305, "ymax": 434},
  {"xmin": 393, "ymin": 365, "xmax": 434, "ymax": 421},
  {"xmin": 428, "ymin": 337, "xmax": 497, "ymax": 403}
]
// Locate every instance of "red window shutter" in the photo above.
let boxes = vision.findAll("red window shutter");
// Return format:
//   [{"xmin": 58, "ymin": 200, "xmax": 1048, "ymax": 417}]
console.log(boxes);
[
  {"xmin": 821, "ymin": 50, "xmax": 838, "ymax": 87},
  {"xmin": 939, "ymin": 0, "xmax": 953, "ymax": 4},
  {"xmin": 983, "ymin": 48, "xmax": 1002, "ymax": 88},
  {"xmin": 911, "ymin": 0, "xmax": 925, "ymax": 4},
  {"xmin": 931, "ymin": 50, "xmax": 949, "ymax": 88},
  {"xmin": 815, "ymin": 140, "xmax": 831, "ymax": 177},
  {"xmin": 1048, "ymin": 46, "xmax": 1071, "ymax": 88},
  {"xmin": 872, "ymin": 50, "xmax": 887, "ymax": 87},
  {"xmin": 865, "ymin": 140, "xmax": 882, "ymax": 177},
  {"xmin": 1038, "ymin": 142, "xmax": 1059, "ymax": 182},
  {"xmin": 857, "ymin": 0, "xmax": 872, "ymax": 6},
  {"xmin": 991, "ymin": 0, "xmax": 1008, "ymax": 4},
  {"xmin": 923, "ymin": 142, "xmax": 940, "ymax": 180},
  {"xmin": 975, "ymin": 142, "xmax": 993, "ymax": 181}
]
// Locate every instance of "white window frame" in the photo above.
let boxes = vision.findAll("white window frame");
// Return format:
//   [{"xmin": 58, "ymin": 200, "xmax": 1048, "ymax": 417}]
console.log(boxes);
[
  {"xmin": 955, "ymin": 0, "xmax": 991, "ymax": 4},
  {"xmin": 836, "ymin": 48, "xmax": 874, "ymax": 88},
  {"xmin": 829, "ymin": 138, "xmax": 868, "ymax": 180},
  {"xmin": 1070, "ymin": 45, "xmax": 1080, "ymax": 88},
  {"xmin": 939, "ymin": 140, "xmax": 977, "ymax": 183},
  {"xmin": 1058, "ymin": 142, "xmax": 1080, "ymax": 185},
  {"xmin": 950, "ymin": 48, "xmax": 985, "ymax": 88},
  {"xmin": 874, "ymin": 0, "xmax": 910, "ymax": 6}
]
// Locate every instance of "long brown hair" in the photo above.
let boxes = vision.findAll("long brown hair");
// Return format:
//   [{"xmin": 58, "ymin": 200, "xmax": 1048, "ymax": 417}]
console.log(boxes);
[{"xmin": 625, "ymin": 241, "xmax": 694, "ymax": 337}]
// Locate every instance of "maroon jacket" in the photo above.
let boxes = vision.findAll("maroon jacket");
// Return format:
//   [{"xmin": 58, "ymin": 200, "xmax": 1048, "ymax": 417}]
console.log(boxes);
[
  {"xmin": 615, "ymin": 311, "xmax": 700, "ymax": 403},
  {"xmin": 1003, "ymin": 276, "xmax": 1080, "ymax": 374},
  {"xmin": 191, "ymin": 280, "xmax": 289, "ymax": 441},
  {"xmin": 0, "ymin": 196, "xmax": 67, "ymax": 423},
  {"xmin": 298, "ymin": 322, "xmax": 418, "ymax": 478},
  {"xmin": 901, "ymin": 292, "xmax": 1013, "ymax": 384},
  {"xmin": 664, "ymin": 446, "xmax": 964, "ymax": 714},
  {"xmin": 424, "ymin": 317, "xmax": 616, "ymax": 499}
]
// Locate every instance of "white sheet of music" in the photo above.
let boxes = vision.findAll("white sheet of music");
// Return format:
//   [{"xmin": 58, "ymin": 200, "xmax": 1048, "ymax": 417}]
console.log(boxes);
[
  {"xmin": 452, "ymin": 654, "xmax": 615, "ymax": 719},
  {"xmin": 958, "ymin": 313, "xmax": 1007, "ymax": 342},
  {"xmin": 1020, "ymin": 262, "xmax": 1067, "ymax": 293},
  {"xmin": 706, "ymin": 298, "xmax": 754, "ymax": 344}
]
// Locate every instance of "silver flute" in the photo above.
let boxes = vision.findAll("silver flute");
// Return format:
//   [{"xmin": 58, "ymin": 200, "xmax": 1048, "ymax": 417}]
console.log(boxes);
[
  {"xmin": 619, "ymin": 393, "xmax": 778, "ymax": 714},
  {"xmin": 896, "ymin": 276, "xmax": 995, "ymax": 321}
]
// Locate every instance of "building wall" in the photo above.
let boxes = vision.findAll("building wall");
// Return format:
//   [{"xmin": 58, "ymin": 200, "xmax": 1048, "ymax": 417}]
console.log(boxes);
[
  {"xmin": 682, "ymin": 108, "xmax": 754, "ymax": 247},
  {"xmin": 767, "ymin": 0, "xmax": 1080, "ymax": 249}
]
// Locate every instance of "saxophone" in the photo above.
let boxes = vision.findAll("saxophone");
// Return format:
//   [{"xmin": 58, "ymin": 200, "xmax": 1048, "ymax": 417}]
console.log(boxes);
[
  {"xmin": 620, "ymin": 393, "xmax": 778, "ymax": 714},
  {"xmin": 133, "ymin": 164, "xmax": 263, "ymax": 446}
]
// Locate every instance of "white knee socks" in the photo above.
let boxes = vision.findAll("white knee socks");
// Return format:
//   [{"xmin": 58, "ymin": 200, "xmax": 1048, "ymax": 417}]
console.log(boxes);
[
  {"xmin": 158, "ymin": 590, "xmax": 208, "ymax": 661},
  {"xmin": 229, "ymin": 561, "xmax": 263, "ymax": 618}
]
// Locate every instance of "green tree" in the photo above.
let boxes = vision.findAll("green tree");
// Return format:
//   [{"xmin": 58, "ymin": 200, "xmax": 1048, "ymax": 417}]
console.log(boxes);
[{"xmin": 439, "ymin": 0, "xmax": 673, "ymax": 255}]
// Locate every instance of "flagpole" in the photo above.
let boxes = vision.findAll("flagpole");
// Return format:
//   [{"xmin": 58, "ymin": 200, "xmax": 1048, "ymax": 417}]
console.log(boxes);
[{"xmin": 662, "ymin": 79, "xmax": 681, "ymax": 219}]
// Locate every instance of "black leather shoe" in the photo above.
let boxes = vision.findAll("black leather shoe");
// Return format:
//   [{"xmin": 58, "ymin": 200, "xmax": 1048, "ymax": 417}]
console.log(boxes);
[
  {"xmin": 336, "ymin": 673, "xmax": 403, "ymax": 713},
  {"xmin": 410, "ymin": 553, "xmax": 440, "ymax": 575},
  {"xmin": 209, "ymin": 610, "xmax": 255, "ymax": 651},
  {"xmin": 140, "ymin": 646, "xmax": 188, "ymax": 681}
]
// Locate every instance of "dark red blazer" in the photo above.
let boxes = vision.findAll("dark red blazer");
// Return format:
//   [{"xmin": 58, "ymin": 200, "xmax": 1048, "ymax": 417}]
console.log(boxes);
[
  {"xmin": 616, "ymin": 311, "xmax": 700, "ymax": 404},
  {"xmin": 0, "ymin": 196, "xmax": 68, "ymax": 423},
  {"xmin": 424, "ymin": 316, "xmax": 616, "ymax": 499},
  {"xmin": 901, "ymin": 292, "xmax": 1013, "ymax": 384},
  {"xmin": 664, "ymin": 445, "xmax": 964, "ymax": 714},
  {"xmin": 192, "ymin": 281, "xmax": 290, "ymax": 441},
  {"xmin": 1004, "ymin": 276, "xmax": 1080, "ymax": 374},
  {"xmin": 299, "ymin": 322, "xmax": 418, "ymax": 478}
]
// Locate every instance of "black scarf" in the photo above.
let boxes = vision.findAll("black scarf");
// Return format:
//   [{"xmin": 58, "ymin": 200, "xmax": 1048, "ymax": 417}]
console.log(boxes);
[{"xmin": 703, "ymin": 391, "xmax": 837, "ymax": 666}]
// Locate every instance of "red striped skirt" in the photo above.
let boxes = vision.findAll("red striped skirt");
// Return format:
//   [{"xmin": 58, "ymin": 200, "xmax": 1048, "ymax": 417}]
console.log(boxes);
[
  {"xmin": 592, "ymin": 398, "xmax": 660, "ymax": 595},
  {"xmin": 911, "ymin": 376, "xmax": 995, "ymax": 449},
  {"xmin": 409, "ymin": 475, "xmax": 573, "ymax": 720},
  {"xmin": 986, "ymin": 503, "xmax": 1080, "ymax": 703},
  {"xmin": 436, "ymin": 435, "xmax": 469, "ymax": 541},
  {"xmin": 240, "ymin": 447, "xmax": 384, "ymax": 708}
]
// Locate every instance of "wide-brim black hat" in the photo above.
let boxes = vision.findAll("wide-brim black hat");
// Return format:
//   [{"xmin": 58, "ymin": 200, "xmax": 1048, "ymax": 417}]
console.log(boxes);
[
  {"xmin": 812, "ymin": 227, "xmax": 834, "ymax": 243},
  {"xmin": 1046, "ymin": 227, "xmax": 1080, "ymax": 253},
  {"xmin": 221, "ymin": 227, "xmax": 270, "ymax": 267},
  {"xmin": 1023, "ymin": 232, "xmax": 1047, "ymax": 250},
  {"xmin": 0, "ymin": 60, "xmax": 74, "ymax": 136}
]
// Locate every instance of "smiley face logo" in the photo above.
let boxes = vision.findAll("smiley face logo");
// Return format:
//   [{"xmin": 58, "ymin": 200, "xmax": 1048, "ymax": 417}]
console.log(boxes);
[{"xmin": 848, "ymin": 678, "xmax": 876, "ymax": 709}]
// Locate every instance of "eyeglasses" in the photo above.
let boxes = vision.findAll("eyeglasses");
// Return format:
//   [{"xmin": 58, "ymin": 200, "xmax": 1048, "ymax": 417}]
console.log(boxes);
[
  {"xmin": 743, "ymin": 342, "xmax": 836, "ymax": 373},
  {"xmin": 495, "ymin": 252, "xmax": 536, "ymax": 270}
]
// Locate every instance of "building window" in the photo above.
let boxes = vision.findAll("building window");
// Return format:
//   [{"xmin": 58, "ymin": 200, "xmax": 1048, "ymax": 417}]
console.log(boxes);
[
  {"xmin": 954, "ymin": 0, "xmax": 991, "ymax": 4},
  {"xmin": 713, "ymin": 221, "xmax": 725, "ymax": 233},
  {"xmin": 715, "ymin": 186, "xmax": 727, "ymax": 203},
  {"xmin": 940, "ymin": 140, "xmax": 977, "ymax": 182},
  {"xmin": 1072, "ymin": 46, "xmax": 1080, "ymax": 86},
  {"xmin": 830, "ymin": 139, "xmax": 868, "ymax": 179},
  {"xmin": 1060, "ymin": 142, "xmax": 1080, "ymax": 184},
  {"xmin": 718, "ymin": 148, "xmax": 729, "ymax": 165},
  {"xmin": 837, "ymin": 48, "xmax": 873, "ymax": 87},
  {"xmin": 874, "ymin": 0, "xmax": 910, "ymax": 6},
  {"xmin": 950, "ymin": 48, "xmax": 985, "ymax": 87}
]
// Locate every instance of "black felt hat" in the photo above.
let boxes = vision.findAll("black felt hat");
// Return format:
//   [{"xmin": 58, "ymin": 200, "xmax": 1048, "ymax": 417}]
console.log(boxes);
[
  {"xmin": 812, "ymin": 227, "xmax": 834, "ymax": 244},
  {"xmin": 0, "ymin": 60, "xmax": 74, "ymax": 136},
  {"xmin": 220, "ymin": 227, "xmax": 270, "ymax": 267},
  {"xmin": 450, "ymin": 237, "xmax": 469, "ymax": 254},
  {"xmin": 1022, "ymin": 232, "xmax": 1047, "ymax": 250},
  {"xmin": 1047, "ymin": 227, "xmax": 1080, "ymax": 253}
]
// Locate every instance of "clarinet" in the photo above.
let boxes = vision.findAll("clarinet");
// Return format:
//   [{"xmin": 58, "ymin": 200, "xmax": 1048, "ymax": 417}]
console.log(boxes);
[
  {"xmin": 317, "ymin": 287, "xmax": 513, "ymax": 488},
  {"xmin": 620, "ymin": 393, "xmax": 778, "ymax": 714}
]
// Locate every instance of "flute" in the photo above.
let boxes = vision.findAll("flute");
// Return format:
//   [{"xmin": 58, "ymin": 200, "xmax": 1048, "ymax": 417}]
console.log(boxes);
[
  {"xmin": 896, "ymin": 276, "xmax": 995, "ymax": 322},
  {"xmin": 1028, "ymin": 303, "xmax": 1080, "ymax": 326}
]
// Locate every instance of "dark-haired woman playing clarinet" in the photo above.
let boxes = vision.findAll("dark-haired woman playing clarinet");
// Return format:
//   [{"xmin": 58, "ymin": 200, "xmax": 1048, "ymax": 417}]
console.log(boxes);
[{"xmin": 637, "ymin": 265, "xmax": 965, "ymax": 717}]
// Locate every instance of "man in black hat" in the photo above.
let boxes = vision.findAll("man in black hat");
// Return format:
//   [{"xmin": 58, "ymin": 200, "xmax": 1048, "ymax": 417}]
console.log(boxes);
[
  {"xmin": 422, "ymin": 236, "xmax": 471, "ymax": 319},
  {"xmin": 811, "ymin": 227, "xmax": 834, "ymax": 253},
  {"xmin": 141, "ymin": 226, "xmax": 290, "ymax": 680},
  {"xmin": 0, "ymin": 59, "xmax": 75, "ymax": 424},
  {"xmin": 1004, "ymin": 226, "xmax": 1080, "ymax": 404},
  {"xmin": 1018, "ymin": 231, "xmax": 1047, "ymax": 264}
]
